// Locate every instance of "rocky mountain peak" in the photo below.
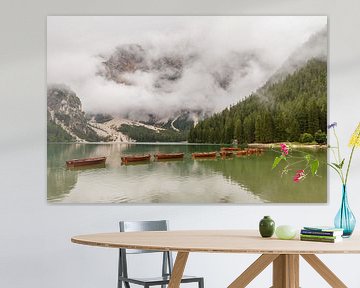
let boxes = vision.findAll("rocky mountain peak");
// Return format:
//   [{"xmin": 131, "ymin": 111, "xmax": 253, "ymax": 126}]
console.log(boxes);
[
  {"xmin": 48, "ymin": 84, "xmax": 82, "ymax": 117},
  {"xmin": 47, "ymin": 84, "xmax": 101, "ymax": 142},
  {"xmin": 99, "ymin": 44, "xmax": 148, "ymax": 85}
]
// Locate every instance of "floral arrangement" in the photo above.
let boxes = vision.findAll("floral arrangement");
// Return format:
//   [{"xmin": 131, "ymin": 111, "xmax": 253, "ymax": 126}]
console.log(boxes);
[
  {"xmin": 272, "ymin": 122, "xmax": 360, "ymax": 184},
  {"xmin": 272, "ymin": 143, "xmax": 320, "ymax": 183},
  {"xmin": 328, "ymin": 122, "xmax": 360, "ymax": 186}
]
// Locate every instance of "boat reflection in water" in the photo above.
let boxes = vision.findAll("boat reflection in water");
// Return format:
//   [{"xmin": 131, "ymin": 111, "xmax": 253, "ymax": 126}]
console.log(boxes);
[{"xmin": 67, "ymin": 162, "xmax": 106, "ymax": 171}]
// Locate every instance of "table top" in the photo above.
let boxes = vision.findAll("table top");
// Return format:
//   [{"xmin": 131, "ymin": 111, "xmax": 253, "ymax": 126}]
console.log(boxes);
[{"xmin": 71, "ymin": 230, "xmax": 360, "ymax": 254}]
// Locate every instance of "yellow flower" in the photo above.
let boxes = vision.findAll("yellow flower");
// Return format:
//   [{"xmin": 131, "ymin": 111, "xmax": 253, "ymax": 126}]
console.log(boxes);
[{"xmin": 349, "ymin": 122, "xmax": 360, "ymax": 147}]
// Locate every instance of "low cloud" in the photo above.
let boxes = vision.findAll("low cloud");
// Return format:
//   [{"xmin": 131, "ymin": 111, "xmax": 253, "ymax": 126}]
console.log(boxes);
[{"xmin": 47, "ymin": 16, "xmax": 327, "ymax": 120}]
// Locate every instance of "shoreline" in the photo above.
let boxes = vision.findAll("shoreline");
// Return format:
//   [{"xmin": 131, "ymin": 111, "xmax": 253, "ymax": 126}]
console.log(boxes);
[
  {"xmin": 47, "ymin": 141, "xmax": 327, "ymax": 149},
  {"xmin": 48, "ymin": 141, "xmax": 220, "ymax": 146},
  {"xmin": 248, "ymin": 142, "xmax": 327, "ymax": 149}
]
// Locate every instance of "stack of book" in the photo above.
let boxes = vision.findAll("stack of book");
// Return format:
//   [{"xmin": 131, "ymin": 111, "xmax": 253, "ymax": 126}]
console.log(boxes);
[{"xmin": 300, "ymin": 226, "xmax": 344, "ymax": 243}]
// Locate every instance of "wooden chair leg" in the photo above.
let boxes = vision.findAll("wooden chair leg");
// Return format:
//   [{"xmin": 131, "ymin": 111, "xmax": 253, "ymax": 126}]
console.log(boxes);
[{"xmin": 301, "ymin": 254, "xmax": 347, "ymax": 288}]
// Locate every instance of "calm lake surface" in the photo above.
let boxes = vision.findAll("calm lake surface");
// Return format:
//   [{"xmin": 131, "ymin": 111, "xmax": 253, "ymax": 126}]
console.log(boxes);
[{"xmin": 47, "ymin": 143, "xmax": 327, "ymax": 203}]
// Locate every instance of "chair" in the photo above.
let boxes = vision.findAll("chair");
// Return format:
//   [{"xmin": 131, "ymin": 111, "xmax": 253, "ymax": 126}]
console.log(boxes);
[{"xmin": 118, "ymin": 220, "xmax": 204, "ymax": 288}]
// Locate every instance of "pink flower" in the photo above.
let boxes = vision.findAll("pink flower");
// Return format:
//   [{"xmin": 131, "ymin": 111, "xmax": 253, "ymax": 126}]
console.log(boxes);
[
  {"xmin": 280, "ymin": 143, "xmax": 289, "ymax": 156},
  {"xmin": 293, "ymin": 169, "xmax": 305, "ymax": 183}
]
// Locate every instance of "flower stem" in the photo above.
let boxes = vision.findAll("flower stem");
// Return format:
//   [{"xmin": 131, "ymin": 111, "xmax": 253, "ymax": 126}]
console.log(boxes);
[
  {"xmin": 333, "ymin": 127, "xmax": 345, "ymax": 184},
  {"xmin": 345, "ymin": 129, "xmax": 360, "ymax": 185},
  {"xmin": 345, "ymin": 145, "xmax": 356, "ymax": 185},
  {"xmin": 333, "ymin": 127, "xmax": 342, "ymax": 162},
  {"xmin": 327, "ymin": 163, "xmax": 344, "ymax": 180}
]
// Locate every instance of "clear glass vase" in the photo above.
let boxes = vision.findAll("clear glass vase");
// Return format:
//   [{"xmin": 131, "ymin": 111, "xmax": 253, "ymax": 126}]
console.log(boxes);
[{"xmin": 334, "ymin": 185, "xmax": 356, "ymax": 237}]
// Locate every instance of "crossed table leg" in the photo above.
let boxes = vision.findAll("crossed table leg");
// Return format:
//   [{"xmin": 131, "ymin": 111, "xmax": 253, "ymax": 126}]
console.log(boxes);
[{"xmin": 168, "ymin": 252, "xmax": 348, "ymax": 288}]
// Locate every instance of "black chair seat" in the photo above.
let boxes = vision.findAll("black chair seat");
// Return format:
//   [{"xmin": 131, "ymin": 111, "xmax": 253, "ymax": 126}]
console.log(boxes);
[{"xmin": 119, "ymin": 275, "xmax": 203, "ymax": 286}]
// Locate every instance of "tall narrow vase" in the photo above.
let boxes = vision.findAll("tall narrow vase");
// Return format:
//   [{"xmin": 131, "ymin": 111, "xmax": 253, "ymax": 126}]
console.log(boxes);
[{"xmin": 334, "ymin": 185, "xmax": 356, "ymax": 237}]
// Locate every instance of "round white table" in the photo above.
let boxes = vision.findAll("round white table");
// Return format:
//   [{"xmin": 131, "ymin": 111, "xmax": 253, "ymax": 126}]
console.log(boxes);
[{"xmin": 72, "ymin": 230, "xmax": 360, "ymax": 288}]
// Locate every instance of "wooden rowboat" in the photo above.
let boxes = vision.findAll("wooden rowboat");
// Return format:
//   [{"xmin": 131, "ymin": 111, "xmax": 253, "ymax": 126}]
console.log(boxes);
[
  {"xmin": 236, "ymin": 148, "xmax": 264, "ymax": 156},
  {"xmin": 221, "ymin": 147, "xmax": 241, "ymax": 151},
  {"xmin": 154, "ymin": 153, "xmax": 184, "ymax": 160},
  {"xmin": 220, "ymin": 151, "xmax": 234, "ymax": 157},
  {"xmin": 246, "ymin": 148, "xmax": 264, "ymax": 155},
  {"xmin": 236, "ymin": 150, "xmax": 248, "ymax": 156},
  {"xmin": 66, "ymin": 157, "xmax": 106, "ymax": 168},
  {"xmin": 192, "ymin": 152, "xmax": 217, "ymax": 158},
  {"xmin": 121, "ymin": 154, "xmax": 151, "ymax": 164}
]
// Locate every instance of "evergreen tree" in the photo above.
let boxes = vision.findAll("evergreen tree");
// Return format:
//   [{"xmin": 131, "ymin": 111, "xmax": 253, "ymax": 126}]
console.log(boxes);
[{"xmin": 187, "ymin": 59, "xmax": 327, "ymax": 144}]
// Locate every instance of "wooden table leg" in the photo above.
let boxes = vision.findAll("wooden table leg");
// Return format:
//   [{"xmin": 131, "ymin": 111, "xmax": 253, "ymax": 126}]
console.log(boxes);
[
  {"xmin": 272, "ymin": 254, "xmax": 299, "ymax": 288},
  {"xmin": 168, "ymin": 252, "xmax": 189, "ymax": 288},
  {"xmin": 228, "ymin": 254, "xmax": 279, "ymax": 288},
  {"xmin": 288, "ymin": 255, "xmax": 299, "ymax": 288},
  {"xmin": 301, "ymin": 254, "xmax": 347, "ymax": 288}
]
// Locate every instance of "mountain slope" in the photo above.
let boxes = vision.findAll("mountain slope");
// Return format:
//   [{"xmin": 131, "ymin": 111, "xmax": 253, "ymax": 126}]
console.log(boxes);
[
  {"xmin": 47, "ymin": 83, "xmax": 194, "ymax": 142},
  {"xmin": 188, "ymin": 59, "xmax": 327, "ymax": 144},
  {"xmin": 47, "ymin": 84, "xmax": 102, "ymax": 142},
  {"xmin": 269, "ymin": 27, "xmax": 327, "ymax": 84}
]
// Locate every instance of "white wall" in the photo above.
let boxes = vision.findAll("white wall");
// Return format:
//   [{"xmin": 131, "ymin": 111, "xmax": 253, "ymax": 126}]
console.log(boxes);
[{"xmin": 1, "ymin": 0, "xmax": 360, "ymax": 287}]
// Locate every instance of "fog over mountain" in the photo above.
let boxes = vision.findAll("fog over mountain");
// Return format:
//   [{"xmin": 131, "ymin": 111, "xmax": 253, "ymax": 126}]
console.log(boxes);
[{"xmin": 47, "ymin": 16, "xmax": 327, "ymax": 122}]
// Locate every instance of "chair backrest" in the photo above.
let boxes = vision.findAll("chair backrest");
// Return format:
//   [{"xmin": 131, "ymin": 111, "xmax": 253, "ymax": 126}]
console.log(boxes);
[
  {"xmin": 118, "ymin": 220, "xmax": 174, "ymax": 282},
  {"xmin": 119, "ymin": 220, "xmax": 169, "ymax": 254}
]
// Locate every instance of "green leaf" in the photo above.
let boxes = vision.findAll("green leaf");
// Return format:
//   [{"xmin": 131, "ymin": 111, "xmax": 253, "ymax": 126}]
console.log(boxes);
[
  {"xmin": 328, "ymin": 163, "xmax": 339, "ymax": 172},
  {"xmin": 339, "ymin": 158, "xmax": 345, "ymax": 169},
  {"xmin": 305, "ymin": 154, "xmax": 311, "ymax": 164},
  {"xmin": 311, "ymin": 160, "xmax": 320, "ymax": 176},
  {"xmin": 272, "ymin": 156, "xmax": 282, "ymax": 169},
  {"xmin": 332, "ymin": 162, "xmax": 341, "ymax": 169}
]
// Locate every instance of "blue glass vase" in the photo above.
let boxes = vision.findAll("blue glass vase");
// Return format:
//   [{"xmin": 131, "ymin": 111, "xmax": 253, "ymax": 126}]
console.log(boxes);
[{"xmin": 334, "ymin": 185, "xmax": 356, "ymax": 237}]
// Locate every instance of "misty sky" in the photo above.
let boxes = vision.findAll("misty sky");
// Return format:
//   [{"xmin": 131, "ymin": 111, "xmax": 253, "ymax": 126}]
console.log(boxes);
[{"xmin": 47, "ymin": 16, "xmax": 327, "ymax": 120}]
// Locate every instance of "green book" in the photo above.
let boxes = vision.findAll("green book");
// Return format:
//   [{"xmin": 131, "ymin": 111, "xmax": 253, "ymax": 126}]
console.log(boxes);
[
  {"xmin": 300, "ymin": 236, "xmax": 342, "ymax": 243},
  {"xmin": 300, "ymin": 234, "xmax": 339, "ymax": 240}
]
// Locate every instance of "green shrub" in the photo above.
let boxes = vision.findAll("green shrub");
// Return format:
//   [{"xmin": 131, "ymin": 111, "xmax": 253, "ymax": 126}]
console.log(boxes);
[
  {"xmin": 314, "ymin": 130, "xmax": 327, "ymax": 144},
  {"xmin": 299, "ymin": 133, "xmax": 314, "ymax": 143}
]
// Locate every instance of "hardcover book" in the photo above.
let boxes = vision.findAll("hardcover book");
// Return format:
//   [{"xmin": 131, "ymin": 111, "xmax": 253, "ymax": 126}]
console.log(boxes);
[
  {"xmin": 301, "ymin": 229, "xmax": 343, "ymax": 237},
  {"xmin": 300, "ymin": 236, "xmax": 343, "ymax": 243}
]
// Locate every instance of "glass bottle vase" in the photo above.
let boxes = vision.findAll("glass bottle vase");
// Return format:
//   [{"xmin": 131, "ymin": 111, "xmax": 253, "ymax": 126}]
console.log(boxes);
[{"xmin": 334, "ymin": 185, "xmax": 356, "ymax": 237}]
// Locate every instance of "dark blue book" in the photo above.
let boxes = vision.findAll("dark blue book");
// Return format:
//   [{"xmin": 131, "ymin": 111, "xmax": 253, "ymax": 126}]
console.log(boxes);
[{"xmin": 301, "ymin": 227, "xmax": 343, "ymax": 237}]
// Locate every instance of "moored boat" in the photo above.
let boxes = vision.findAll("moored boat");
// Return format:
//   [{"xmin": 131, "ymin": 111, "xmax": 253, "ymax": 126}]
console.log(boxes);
[
  {"xmin": 246, "ymin": 148, "xmax": 264, "ymax": 155},
  {"xmin": 121, "ymin": 154, "xmax": 151, "ymax": 164},
  {"xmin": 154, "ymin": 153, "xmax": 184, "ymax": 160},
  {"xmin": 192, "ymin": 152, "xmax": 217, "ymax": 158},
  {"xmin": 236, "ymin": 150, "xmax": 248, "ymax": 156},
  {"xmin": 221, "ymin": 147, "xmax": 241, "ymax": 151},
  {"xmin": 66, "ymin": 156, "xmax": 106, "ymax": 168},
  {"xmin": 220, "ymin": 151, "xmax": 234, "ymax": 157},
  {"xmin": 236, "ymin": 148, "xmax": 264, "ymax": 156}
]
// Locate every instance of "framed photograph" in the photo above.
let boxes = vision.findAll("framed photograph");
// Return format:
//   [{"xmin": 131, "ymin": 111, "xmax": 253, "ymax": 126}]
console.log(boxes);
[{"xmin": 47, "ymin": 16, "xmax": 327, "ymax": 203}]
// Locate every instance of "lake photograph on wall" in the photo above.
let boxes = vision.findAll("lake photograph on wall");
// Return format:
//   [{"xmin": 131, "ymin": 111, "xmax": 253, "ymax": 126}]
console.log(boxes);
[{"xmin": 47, "ymin": 16, "xmax": 328, "ymax": 203}]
